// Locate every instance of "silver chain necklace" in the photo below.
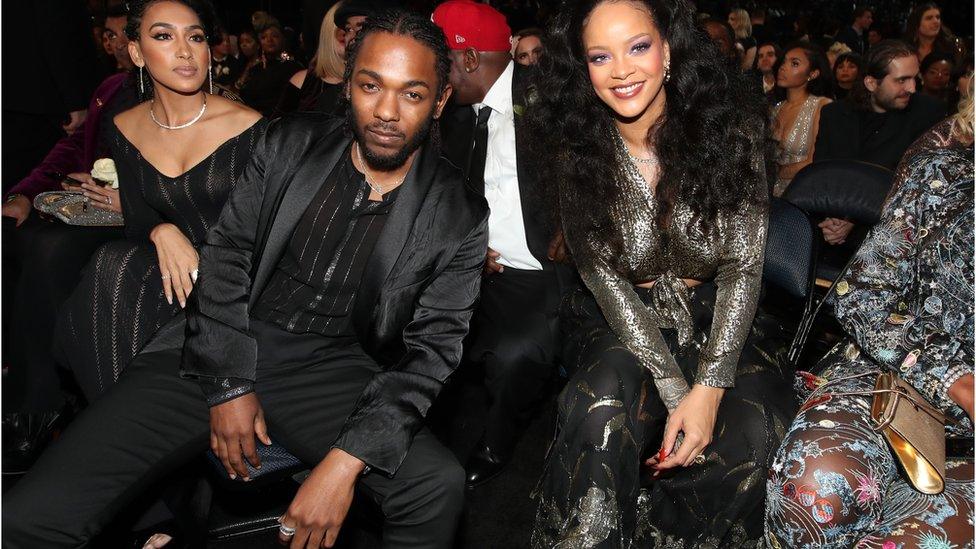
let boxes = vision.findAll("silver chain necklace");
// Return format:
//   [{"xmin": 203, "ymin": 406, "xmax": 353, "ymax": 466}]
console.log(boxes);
[
  {"xmin": 355, "ymin": 142, "xmax": 405, "ymax": 196},
  {"xmin": 149, "ymin": 94, "xmax": 207, "ymax": 130}
]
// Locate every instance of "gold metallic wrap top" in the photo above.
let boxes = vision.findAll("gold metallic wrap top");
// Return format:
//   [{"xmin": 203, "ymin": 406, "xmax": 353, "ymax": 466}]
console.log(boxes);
[{"xmin": 561, "ymin": 156, "xmax": 768, "ymax": 407}]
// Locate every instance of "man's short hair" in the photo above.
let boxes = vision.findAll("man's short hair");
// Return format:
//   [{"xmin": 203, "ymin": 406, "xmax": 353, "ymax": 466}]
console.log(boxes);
[{"xmin": 853, "ymin": 7, "xmax": 872, "ymax": 20}]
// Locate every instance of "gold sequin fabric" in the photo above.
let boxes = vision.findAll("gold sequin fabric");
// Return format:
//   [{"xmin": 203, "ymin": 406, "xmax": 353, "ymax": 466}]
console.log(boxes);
[
  {"xmin": 770, "ymin": 95, "xmax": 827, "ymax": 196},
  {"xmin": 560, "ymin": 147, "xmax": 768, "ymax": 405}
]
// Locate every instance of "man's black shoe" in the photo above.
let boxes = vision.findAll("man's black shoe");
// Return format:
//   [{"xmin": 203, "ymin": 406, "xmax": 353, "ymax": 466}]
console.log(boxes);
[{"xmin": 464, "ymin": 443, "xmax": 508, "ymax": 489}]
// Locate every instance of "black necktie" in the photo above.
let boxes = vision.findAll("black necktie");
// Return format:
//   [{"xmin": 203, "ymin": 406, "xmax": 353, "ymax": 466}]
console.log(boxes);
[{"xmin": 467, "ymin": 105, "xmax": 492, "ymax": 194}]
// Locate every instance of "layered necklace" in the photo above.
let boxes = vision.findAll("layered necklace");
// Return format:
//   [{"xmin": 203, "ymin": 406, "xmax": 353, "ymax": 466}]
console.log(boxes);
[
  {"xmin": 355, "ymin": 142, "xmax": 405, "ymax": 196},
  {"xmin": 612, "ymin": 126, "xmax": 659, "ymax": 186},
  {"xmin": 149, "ymin": 94, "xmax": 207, "ymax": 130}
]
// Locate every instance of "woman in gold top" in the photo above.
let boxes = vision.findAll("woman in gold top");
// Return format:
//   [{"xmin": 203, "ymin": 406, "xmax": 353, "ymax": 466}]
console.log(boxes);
[{"xmin": 527, "ymin": 0, "xmax": 795, "ymax": 546}]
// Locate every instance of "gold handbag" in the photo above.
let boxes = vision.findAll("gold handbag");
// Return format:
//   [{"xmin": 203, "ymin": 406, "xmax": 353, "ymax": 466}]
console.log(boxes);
[
  {"xmin": 869, "ymin": 372, "xmax": 947, "ymax": 495},
  {"xmin": 826, "ymin": 370, "xmax": 948, "ymax": 495}
]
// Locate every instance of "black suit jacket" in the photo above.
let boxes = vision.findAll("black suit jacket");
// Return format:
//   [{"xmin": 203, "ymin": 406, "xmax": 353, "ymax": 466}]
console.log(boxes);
[
  {"xmin": 180, "ymin": 114, "xmax": 489, "ymax": 475},
  {"xmin": 813, "ymin": 94, "xmax": 946, "ymax": 170},
  {"xmin": 440, "ymin": 65, "xmax": 579, "ymax": 298}
]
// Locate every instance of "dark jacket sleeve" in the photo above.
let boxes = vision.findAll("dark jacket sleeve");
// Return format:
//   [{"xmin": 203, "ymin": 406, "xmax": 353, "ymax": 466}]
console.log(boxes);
[
  {"xmin": 181, "ymin": 120, "xmax": 278, "ymax": 391},
  {"xmin": 332, "ymin": 210, "xmax": 489, "ymax": 476},
  {"xmin": 812, "ymin": 102, "xmax": 842, "ymax": 163}
]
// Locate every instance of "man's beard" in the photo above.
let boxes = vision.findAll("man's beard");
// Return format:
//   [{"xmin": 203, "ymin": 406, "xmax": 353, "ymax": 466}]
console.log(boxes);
[{"xmin": 348, "ymin": 108, "xmax": 436, "ymax": 171}]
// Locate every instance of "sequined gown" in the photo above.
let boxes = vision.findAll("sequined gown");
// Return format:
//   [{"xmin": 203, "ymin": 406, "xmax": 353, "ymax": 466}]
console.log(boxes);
[
  {"xmin": 765, "ymin": 118, "xmax": 974, "ymax": 548},
  {"xmin": 532, "ymin": 144, "xmax": 796, "ymax": 548},
  {"xmin": 56, "ymin": 119, "xmax": 267, "ymax": 401},
  {"xmin": 770, "ymin": 95, "xmax": 829, "ymax": 197}
]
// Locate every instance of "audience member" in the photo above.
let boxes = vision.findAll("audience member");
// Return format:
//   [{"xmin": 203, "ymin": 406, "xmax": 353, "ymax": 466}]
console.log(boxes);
[
  {"xmin": 433, "ymin": 0, "xmax": 573, "ymax": 489},
  {"xmin": 826, "ymin": 41, "xmax": 851, "ymax": 69},
  {"xmin": 211, "ymin": 29, "xmax": 244, "ymax": 87},
  {"xmin": 750, "ymin": 7, "xmax": 771, "ymax": 44},
  {"xmin": 766, "ymin": 78, "xmax": 974, "ymax": 549},
  {"xmin": 275, "ymin": 1, "xmax": 347, "ymax": 117},
  {"xmin": 832, "ymin": 51, "xmax": 862, "ymax": 100},
  {"xmin": 867, "ymin": 26, "xmax": 883, "ymax": 46},
  {"xmin": 237, "ymin": 28, "xmax": 260, "ymax": 65},
  {"xmin": 3, "ymin": 0, "xmax": 100, "ymax": 192},
  {"xmin": 904, "ymin": 2, "xmax": 967, "ymax": 65},
  {"xmin": 920, "ymin": 51, "xmax": 955, "ymax": 106},
  {"xmin": 834, "ymin": 6, "xmax": 872, "ymax": 55},
  {"xmin": 5, "ymin": 10, "xmax": 481, "ymax": 548},
  {"xmin": 813, "ymin": 40, "xmax": 946, "ymax": 247},
  {"xmin": 753, "ymin": 41, "xmax": 781, "ymax": 98},
  {"xmin": 238, "ymin": 23, "xmax": 304, "ymax": 115},
  {"xmin": 950, "ymin": 56, "xmax": 974, "ymax": 110},
  {"xmin": 527, "ymin": 0, "xmax": 793, "ymax": 546},
  {"xmin": 55, "ymin": 0, "xmax": 264, "ymax": 406},
  {"xmin": 771, "ymin": 42, "xmax": 833, "ymax": 196},
  {"xmin": 513, "ymin": 27, "xmax": 544, "ymax": 66},
  {"xmin": 728, "ymin": 8, "xmax": 757, "ymax": 71},
  {"xmin": 1, "ymin": 6, "xmax": 138, "ymax": 472}
]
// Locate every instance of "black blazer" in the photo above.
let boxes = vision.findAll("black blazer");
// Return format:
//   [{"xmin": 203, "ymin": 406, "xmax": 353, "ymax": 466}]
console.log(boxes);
[{"xmin": 180, "ymin": 114, "xmax": 489, "ymax": 475}]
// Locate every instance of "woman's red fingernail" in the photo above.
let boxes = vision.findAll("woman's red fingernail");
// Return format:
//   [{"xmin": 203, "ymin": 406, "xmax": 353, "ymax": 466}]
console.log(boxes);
[{"xmin": 658, "ymin": 447, "xmax": 667, "ymax": 462}]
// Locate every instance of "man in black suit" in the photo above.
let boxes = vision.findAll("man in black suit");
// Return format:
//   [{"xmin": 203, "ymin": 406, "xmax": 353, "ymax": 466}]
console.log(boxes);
[
  {"xmin": 813, "ymin": 39, "xmax": 945, "ymax": 247},
  {"xmin": 3, "ymin": 12, "xmax": 487, "ymax": 549},
  {"xmin": 433, "ymin": 0, "xmax": 575, "ymax": 489},
  {"xmin": 834, "ymin": 7, "xmax": 873, "ymax": 56}
]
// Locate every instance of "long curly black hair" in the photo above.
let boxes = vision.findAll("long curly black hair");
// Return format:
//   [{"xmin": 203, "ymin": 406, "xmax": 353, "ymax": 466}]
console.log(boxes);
[{"xmin": 525, "ymin": 0, "xmax": 772, "ymax": 248}]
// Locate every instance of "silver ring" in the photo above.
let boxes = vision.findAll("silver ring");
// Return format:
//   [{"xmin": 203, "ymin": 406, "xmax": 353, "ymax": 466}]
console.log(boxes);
[
  {"xmin": 278, "ymin": 523, "xmax": 296, "ymax": 537},
  {"xmin": 693, "ymin": 454, "xmax": 706, "ymax": 465},
  {"xmin": 106, "ymin": 196, "xmax": 112, "ymax": 205},
  {"xmin": 161, "ymin": 274, "xmax": 170, "ymax": 279}
]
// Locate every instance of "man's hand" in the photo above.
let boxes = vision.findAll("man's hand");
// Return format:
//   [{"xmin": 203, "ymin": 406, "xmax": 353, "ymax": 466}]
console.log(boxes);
[
  {"xmin": 278, "ymin": 448, "xmax": 365, "ymax": 548},
  {"xmin": 484, "ymin": 247, "xmax": 504, "ymax": 276},
  {"xmin": 63, "ymin": 109, "xmax": 87, "ymax": 135},
  {"xmin": 818, "ymin": 217, "xmax": 855, "ymax": 246},
  {"xmin": 209, "ymin": 393, "xmax": 270, "ymax": 481},
  {"xmin": 2, "ymin": 195, "xmax": 31, "ymax": 226}
]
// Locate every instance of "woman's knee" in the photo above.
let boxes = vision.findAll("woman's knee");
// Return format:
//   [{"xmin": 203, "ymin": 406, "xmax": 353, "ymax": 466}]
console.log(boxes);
[{"xmin": 766, "ymin": 421, "xmax": 888, "ymax": 545}]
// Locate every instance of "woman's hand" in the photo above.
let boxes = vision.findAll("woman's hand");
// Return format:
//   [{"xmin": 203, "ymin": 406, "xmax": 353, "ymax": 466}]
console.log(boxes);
[
  {"xmin": 67, "ymin": 172, "xmax": 121, "ymax": 214},
  {"xmin": 649, "ymin": 384, "xmax": 725, "ymax": 470},
  {"xmin": 150, "ymin": 223, "xmax": 198, "ymax": 308}
]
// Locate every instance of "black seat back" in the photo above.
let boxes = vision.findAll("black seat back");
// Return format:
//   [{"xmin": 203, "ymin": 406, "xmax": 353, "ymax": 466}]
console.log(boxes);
[
  {"xmin": 783, "ymin": 160, "xmax": 894, "ymax": 224},
  {"xmin": 763, "ymin": 198, "xmax": 815, "ymax": 300}
]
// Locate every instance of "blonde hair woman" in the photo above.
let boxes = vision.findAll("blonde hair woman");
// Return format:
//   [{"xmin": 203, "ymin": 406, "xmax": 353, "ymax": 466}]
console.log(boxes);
[
  {"xmin": 728, "ymin": 8, "xmax": 756, "ymax": 70},
  {"xmin": 274, "ymin": 1, "xmax": 347, "ymax": 116}
]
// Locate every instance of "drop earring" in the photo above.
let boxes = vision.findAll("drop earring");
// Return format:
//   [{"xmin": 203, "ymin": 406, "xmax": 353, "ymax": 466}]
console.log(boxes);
[
  {"xmin": 139, "ymin": 66, "xmax": 145, "ymax": 96},
  {"xmin": 208, "ymin": 63, "xmax": 214, "ymax": 94},
  {"xmin": 664, "ymin": 60, "xmax": 671, "ymax": 83}
]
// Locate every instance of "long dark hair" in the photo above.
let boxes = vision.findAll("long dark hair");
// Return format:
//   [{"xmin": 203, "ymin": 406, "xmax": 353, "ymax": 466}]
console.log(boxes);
[
  {"xmin": 903, "ymin": 3, "xmax": 958, "ymax": 55},
  {"xmin": 849, "ymin": 39, "xmax": 916, "ymax": 109},
  {"xmin": 124, "ymin": 0, "xmax": 220, "ymax": 46},
  {"xmin": 776, "ymin": 41, "xmax": 833, "ymax": 98},
  {"xmin": 526, "ymin": 0, "xmax": 771, "ymax": 246}
]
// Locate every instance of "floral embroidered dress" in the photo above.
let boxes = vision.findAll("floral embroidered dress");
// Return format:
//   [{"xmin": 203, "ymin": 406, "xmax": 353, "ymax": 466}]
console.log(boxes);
[{"xmin": 765, "ymin": 118, "xmax": 974, "ymax": 549}]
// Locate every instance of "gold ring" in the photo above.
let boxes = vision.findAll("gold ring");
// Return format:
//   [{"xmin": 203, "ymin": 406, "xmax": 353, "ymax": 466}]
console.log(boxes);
[{"xmin": 693, "ymin": 454, "xmax": 706, "ymax": 465}]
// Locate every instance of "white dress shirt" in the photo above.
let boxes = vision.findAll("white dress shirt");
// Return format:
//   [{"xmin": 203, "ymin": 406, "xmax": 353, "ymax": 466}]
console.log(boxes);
[{"xmin": 473, "ymin": 61, "xmax": 543, "ymax": 271}]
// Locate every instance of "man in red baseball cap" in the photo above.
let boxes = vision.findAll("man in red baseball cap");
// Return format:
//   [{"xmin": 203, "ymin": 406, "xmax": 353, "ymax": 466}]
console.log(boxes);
[{"xmin": 433, "ymin": 1, "xmax": 576, "ymax": 491}]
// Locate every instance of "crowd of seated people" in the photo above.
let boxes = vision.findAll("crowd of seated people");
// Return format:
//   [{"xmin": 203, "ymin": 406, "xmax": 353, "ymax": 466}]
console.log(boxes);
[{"xmin": 1, "ymin": 1, "xmax": 972, "ymax": 548}]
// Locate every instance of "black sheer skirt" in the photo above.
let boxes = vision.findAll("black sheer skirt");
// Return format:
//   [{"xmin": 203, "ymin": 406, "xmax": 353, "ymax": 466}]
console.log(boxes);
[
  {"xmin": 56, "ymin": 240, "xmax": 180, "ymax": 400},
  {"xmin": 532, "ymin": 283, "xmax": 796, "ymax": 548}
]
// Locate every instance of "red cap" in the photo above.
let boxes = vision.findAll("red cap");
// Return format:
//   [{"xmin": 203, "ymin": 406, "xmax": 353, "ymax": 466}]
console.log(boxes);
[{"xmin": 432, "ymin": 0, "xmax": 512, "ymax": 52}]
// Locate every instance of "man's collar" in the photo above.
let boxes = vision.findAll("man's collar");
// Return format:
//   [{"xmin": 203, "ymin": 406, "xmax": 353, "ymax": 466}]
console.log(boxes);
[{"xmin": 475, "ymin": 60, "xmax": 515, "ymax": 116}]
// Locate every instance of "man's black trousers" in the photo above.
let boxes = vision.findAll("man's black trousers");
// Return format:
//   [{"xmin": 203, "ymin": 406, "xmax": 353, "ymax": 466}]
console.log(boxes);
[{"xmin": 3, "ymin": 320, "xmax": 464, "ymax": 548}]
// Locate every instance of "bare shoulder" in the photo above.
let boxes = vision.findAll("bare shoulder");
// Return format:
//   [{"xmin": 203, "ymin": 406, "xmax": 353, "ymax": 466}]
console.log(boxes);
[
  {"xmin": 113, "ymin": 102, "xmax": 150, "ymax": 135},
  {"xmin": 289, "ymin": 69, "xmax": 308, "ymax": 88},
  {"xmin": 207, "ymin": 94, "xmax": 263, "ymax": 135}
]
